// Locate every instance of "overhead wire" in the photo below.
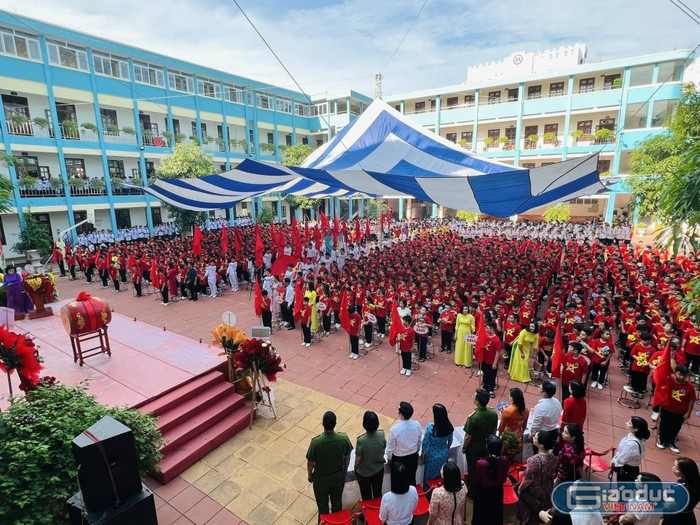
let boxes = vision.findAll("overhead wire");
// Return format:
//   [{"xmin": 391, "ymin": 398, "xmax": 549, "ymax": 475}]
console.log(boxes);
[{"xmin": 380, "ymin": 0, "xmax": 430, "ymax": 74}]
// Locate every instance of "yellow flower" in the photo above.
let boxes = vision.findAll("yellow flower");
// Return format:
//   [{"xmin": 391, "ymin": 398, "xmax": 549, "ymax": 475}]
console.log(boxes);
[{"xmin": 211, "ymin": 324, "xmax": 248, "ymax": 350}]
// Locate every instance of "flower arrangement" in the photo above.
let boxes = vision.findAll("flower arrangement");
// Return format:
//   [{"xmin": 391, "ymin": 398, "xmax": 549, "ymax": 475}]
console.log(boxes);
[
  {"xmin": 211, "ymin": 324, "xmax": 249, "ymax": 356},
  {"xmin": 0, "ymin": 324, "xmax": 43, "ymax": 395},
  {"xmin": 22, "ymin": 273, "xmax": 58, "ymax": 304},
  {"xmin": 233, "ymin": 338, "xmax": 284, "ymax": 382}
]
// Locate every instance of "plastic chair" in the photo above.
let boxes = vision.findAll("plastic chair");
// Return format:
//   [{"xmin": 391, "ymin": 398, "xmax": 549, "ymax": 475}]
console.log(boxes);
[
  {"xmin": 508, "ymin": 463, "xmax": 527, "ymax": 484},
  {"xmin": 583, "ymin": 447, "xmax": 616, "ymax": 480},
  {"xmin": 503, "ymin": 477, "xmax": 519, "ymax": 505},
  {"xmin": 414, "ymin": 485, "xmax": 432, "ymax": 516},
  {"xmin": 359, "ymin": 498, "xmax": 383, "ymax": 525},
  {"xmin": 320, "ymin": 509, "xmax": 359, "ymax": 525},
  {"xmin": 426, "ymin": 478, "xmax": 443, "ymax": 491}
]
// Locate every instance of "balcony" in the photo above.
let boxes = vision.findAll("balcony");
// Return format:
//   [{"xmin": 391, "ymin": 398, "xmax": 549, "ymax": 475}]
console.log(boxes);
[
  {"xmin": 6, "ymin": 120, "xmax": 52, "ymax": 138},
  {"xmin": 142, "ymin": 133, "xmax": 171, "ymax": 148},
  {"xmin": 68, "ymin": 177, "xmax": 107, "ymax": 196},
  {"xmin": 17, "ymin": 177, "xmax": 66, "ymax": 198},
  {"xmin": 103, "ymin": 129, "xmax": 138, "ymax": 145},
  {"xmin": 112, "ymin": 180, "xmax": 144, "ymax": 196}
]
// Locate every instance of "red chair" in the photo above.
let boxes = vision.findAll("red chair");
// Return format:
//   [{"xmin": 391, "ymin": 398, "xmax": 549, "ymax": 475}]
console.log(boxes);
[
  {"xmin": 359, "ymin": 498, "xmax": 383, "ymax": 525},
  {"xmin": 426, "ymin": 478, "xmax": 443, "ymax": 491},
  {"xmin": 503, "ymin": 477, "xmax": 519, "ymax": 505},
  {"xmin": 414, "ymin": 485, "xmax": 432, "ymax": 516},
  {"xmin": 583, "ymin": 447, "xmax": 616, "ymax": 480},
  {"xmin": 320, "ymin": 509, "xmax": 360, "ymax": 525},
  {"xmin": 508, "ymin": 463, "xmax": 527, "ymax": 484}
]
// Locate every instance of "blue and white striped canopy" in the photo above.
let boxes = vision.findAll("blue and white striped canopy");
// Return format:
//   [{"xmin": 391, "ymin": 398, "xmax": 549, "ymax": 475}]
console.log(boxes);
[{"xmin": 143, "ymin": 99, "xmax": 605, "ymax": 216}]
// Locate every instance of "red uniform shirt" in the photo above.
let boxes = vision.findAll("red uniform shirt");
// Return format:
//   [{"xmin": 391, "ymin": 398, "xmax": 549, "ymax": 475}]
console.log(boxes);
[
  {"xmin": 562, "ymin": 396, "xmax": 587, "ymax": 428},
  {"xmin": 561, "ymin": 353, "xmax": 589, "ymax": 386},
  {"xmin": 398, "ymin": 327, "xmax": 416, "ymax": 353},
  {"xmin": 665, "ymin": 377, "xmax": 697, "ymax": 414},
  {"xmin": 438, "ymin": 311, "xmax": 456, "ymax": 333},
  {"xmin": 630, "ymin": 344, "xmax": 654, "ymax": 374},
  {"xmin": 588, "ymin": 338, "xmax": 614, "ymax": 364},
  {"xmin": 482, "ymin": 335, "xmax": 502, "ymax": 366},
  {"xmin": 684, "ymin": 328, "xmax": 700, "ymax": 356},
  {"xmin": 300, "ymin": 305, "xmax": 312, "ymax": 326},
  {"xmin": 347, "ymin": 312, "xmax": 361, "ymax": 336}
]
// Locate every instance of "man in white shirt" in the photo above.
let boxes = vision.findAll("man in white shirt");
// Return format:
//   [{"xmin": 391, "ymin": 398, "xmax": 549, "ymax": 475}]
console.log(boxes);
[
  {"xmin": 282, "ymin": 277, "xmax": 295, "ymax": 329},
  {"xmin": 386, "ymin": 401, "xmax": 423, "ymax": 485},
  {"xmin": 204, "ymin": 263, "xmax": 218, "ymax": 298},
  {"xmin": 226, "ymin": 260, "xmax": 238, "ymax": 292},
  {"xmin": 529, "ymin": 380, "xmax": 562, "ymax": 454}
]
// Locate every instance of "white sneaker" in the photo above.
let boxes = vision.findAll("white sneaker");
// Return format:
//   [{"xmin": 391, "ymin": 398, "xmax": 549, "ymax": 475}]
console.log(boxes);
[
  {"xmin": 335, "ymin": 323, "xmax": 341, "ymax": 328},
  {"xmin": 349, "ymin": 353, "xmax": 354, "ymax": 358},
  {"xmin": 396, "ymin": 349, "xmax": 401, "ymax": 354},
  {"xmin": 477, "ymin": 370, "xmax": 483, "ymax": 377},
  {"xmin": 359, "ymin": 339, "xmax": 364, "ymax": 345},
  {"xmin": 406, "ymin": 370, "xmax": 411, "ymax": 376},
  {"xmin": 591, "ymin": 381, "xmax": 599, "ymax": 389},
  {"xmin": 596, "ymin": 383, "xmax": 603, "ymax": 390},
  {"xmin": 301, "ymin": 342, "xmax": 306, "ymax": 346},
  {"xmin": 305, "ymin": 343, "xmax": 311, "ymax": 347},
  {"xmin": 652, "ymin": 411, "xmax": 659, "ymax": 422},
  {"xmin": 400, "ymin": 369, "xmax": 407, "ymax": 375},
  {"xmin": 352, "ymin": 354, "xmax": 358, "ymax": 359},
  {"xmin": 365, "ymin": 343, "xmax": 371, "ymax": 348}
]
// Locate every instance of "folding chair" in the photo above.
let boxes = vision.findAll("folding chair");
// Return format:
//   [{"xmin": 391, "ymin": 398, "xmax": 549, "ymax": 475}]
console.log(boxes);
[
  {"xmin": 583, "ymin": 447, "xmax": 616, "ymax": 480},
  {"xmin": 320, "ymin": 509, "xmax": 360, "ymax": 525},
  {"xmin": 359, "ymin": 498, "xmax": 383, "ymax": 525}
]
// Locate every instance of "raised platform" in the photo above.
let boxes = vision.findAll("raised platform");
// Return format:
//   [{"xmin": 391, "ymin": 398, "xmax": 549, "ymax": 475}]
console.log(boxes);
[{"xmin": 0, "ymin": 297, "xmax": 227, "ymax": 410}]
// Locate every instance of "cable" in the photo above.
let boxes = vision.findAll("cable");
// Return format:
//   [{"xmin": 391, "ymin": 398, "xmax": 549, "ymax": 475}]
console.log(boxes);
[
  {"xmin": 669, "ymin": 0, "xmax": 700, "ymax": 24},
  {"xmin": 380, "ymin": 0, "xmax": 430, "ymax": 74}
]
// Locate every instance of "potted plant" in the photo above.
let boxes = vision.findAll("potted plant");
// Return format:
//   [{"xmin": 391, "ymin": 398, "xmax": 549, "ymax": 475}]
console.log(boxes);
[
  {"xmin": 498, "ymin": 136, "xmax": 509, "ymax": 149},
  {"xmin": 483, "ymin": 137, "xmax": 495, "ymax": 151},
  {"xmin": 18, "ymin": 176, "xmax": 39, "ymax": 191},
  {"xmin": 599, "ymin": 171, "xmax": 612, "ymax": 178},
  {"xmin": 175, "ymin": 132, "xmax": 186, "ymax": 144},
  {"xmin": 189, "ymin": 135, "xmax": 200, "ymax": 146},
  {"xmin": 543, "ymin": 132, "xmax": 560, "ymax": 146},
  {"xmin": 32, "ymin": 117, "xmax": 50, "ymax": 130},
  {"xmin": 131, "ymin": 177, "xmax": 145, "ymax": 187},
  {"xmin": 570, "ymin": 129, "xmax": 584, "ymax": 144},
  {"xmin": 161, "ymin": 131, "xmax": 173, "ymax": 146},
  {"xmin": 527, "ymin": 134, "xmax": 539, "ymax": 148},
  {"xmin": 458, "ymin": 138, "xmax": 469, "ymax": 149},
  {"xmin": 216, "ymin": 137, "xmax": 225, "ymax": 151},
  {"xmin": 104, "ymin": 124, "xmax": 119, "ymax": 135},
  {"xmin": 8, "ymin": 114, "xmax": 28, "ymax": 127},
  {"xmin": 69, "ymin": 177, "xmax": 86, "ymax": 191},
  {"xmin": 501, "ymin": 429, "xmax": 522, "ymax": 462},
  {"xmin": 636, "ymin": 221, "xmax": 648, "ymax": 235},
  {"xmin": 13, "ymin": 211, "xmax": 54, "ymax": 266},
  {"xmin": 90, "ymin": 178, "xmax": 106, "ymax": 193},
  {"xmin": 49, "ymin": 177, "xmax": 64, "ymax": 193},
  {"xmin": 121, "ymin": 126, "xmax": 137, "ymax": 136},
  {"xmin": 61, "ymin": 120, "xmax": 79, "ymax": 139},
  {"xmin": 613, "ymin": 78, "xmax": 623, "ymax": 89},
  {"xmin": 111, "ymin": 178, "xmax": 125, "ymax": 189},
  {"xmin": 594, "ymin": 128, "xmax": 614, "ymax": 144},
  {"xmin": 80, "ymin": 122, "xmax": 98, "ymax": 132},
  {"xmin": 237, "ymin": 139, "xmax": 248, "ymax": 152}
]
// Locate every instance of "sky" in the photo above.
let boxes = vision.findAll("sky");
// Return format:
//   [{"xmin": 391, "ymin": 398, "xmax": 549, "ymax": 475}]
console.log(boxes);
[{"xmin": 0, "ymin": 0, "xmax": 697, "ymax": 98}]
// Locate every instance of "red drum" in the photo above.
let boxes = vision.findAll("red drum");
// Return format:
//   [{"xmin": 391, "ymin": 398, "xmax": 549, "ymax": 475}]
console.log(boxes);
[
  {"xmin": 61, "ymin": 294, "xmax": 112, "ymax": 335},
  {"xmin": 317, "ymin": 302, "xmax": 328, "ymax": 311}
]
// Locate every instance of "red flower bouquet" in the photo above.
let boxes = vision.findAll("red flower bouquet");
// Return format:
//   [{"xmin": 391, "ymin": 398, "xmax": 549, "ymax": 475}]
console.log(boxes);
[
  {"xmin": 233, "ymin": 338, "xmax": 284, "ymax": 382},
  {"xmin": 0, "ymin": 324, "xmax": 43, "ymax": 394}
]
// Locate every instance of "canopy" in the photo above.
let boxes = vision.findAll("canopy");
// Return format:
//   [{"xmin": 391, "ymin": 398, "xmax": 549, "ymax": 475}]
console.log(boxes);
[{"xmin": 142, "ymin": 99, "xmax": 605, "ymax": 217}]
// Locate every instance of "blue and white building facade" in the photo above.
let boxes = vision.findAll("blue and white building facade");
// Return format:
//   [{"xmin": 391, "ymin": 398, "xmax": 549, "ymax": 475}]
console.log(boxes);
[
  {"xmin": 0, "ymin": 13, "xmax": 371, "ymax": 256},
  {"xmin": 386, "ymin": 44, "xmax": 694, "ymax": 222}
]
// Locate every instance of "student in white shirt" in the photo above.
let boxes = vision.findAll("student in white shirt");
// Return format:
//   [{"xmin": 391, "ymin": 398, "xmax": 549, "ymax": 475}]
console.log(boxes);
[
  {"xmin": 529, "ymin": 381, "xmax": 562, "ymax": 455},
  {"xmin": 611, "ymin": 416, "xmax": 650, "ymax": 481},
  {"xmin": 379, "ymin": 462, "xmax": 418, "ymax": 525},
  {"xmin": 386, "ymin": 401, "xmax": 423, "ymax": 486}
]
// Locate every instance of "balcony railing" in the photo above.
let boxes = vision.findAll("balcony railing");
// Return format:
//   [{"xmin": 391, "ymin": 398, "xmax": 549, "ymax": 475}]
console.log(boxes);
[
  {"xmin": 112, "ymin": 181, "xmax": 144, "ymax": 196},
  {"xmin": 17, "ymin": 179, "xmax": 66, "ymax": 198},
  {"xmin": 142, "ymin": 133, "xmax": 170, "ymax": 147},
  {"xmin": 68, "ymin": 178, "xmax": 107, "ymax": 196},
  {"xmin": 103, "ymin": 130, "xmax": 138, "ymax": 145}
]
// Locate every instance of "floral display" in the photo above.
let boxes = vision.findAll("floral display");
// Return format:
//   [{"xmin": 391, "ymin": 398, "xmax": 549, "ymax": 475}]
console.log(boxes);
[
  {"xmin": 0, "ymin": 324, "xmax": 43, "ymax": 394},
  {"xmin": 22, "ymin": 273, "xmax": 58, "ymax": 304},
  {"xmin": 233, "ymin": 338, "xmax": 284, "ymax": 382},
  {"xmin": 211, "ymin": 324, "xmax": 249, "ymax": 356}
]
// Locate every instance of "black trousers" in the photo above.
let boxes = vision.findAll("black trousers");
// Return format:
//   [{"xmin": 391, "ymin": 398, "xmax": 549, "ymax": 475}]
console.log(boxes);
[
  {"xmin": 161, "ymin": 288, "xmax": 169, "ymax": 304},
  {"xmin": 537, "ymin": 352, "xmax": 552, "ymax": 373},
  {"xmin": 113, "ymin": 279, "xmax": 120, "ymax": 292},
  {"xmin": 188, "ymin": 282, "xmax": 198, "ymax": 301},
  {"xmin": 364, "ymin": 324, "xmax": 373, "ymax": 344},
  {"xmin": 281, "ymin": 301, "xmax": 290, "ymax": 324},
  {"xmin": 504, "ymin": 342, "xmax": 513, "ymax": 369},
  {"xmin": 58, "ymin": 259, "xmax": 66, "ymax": 276},
  {"xmin": 418, "ymin": 336, "xmax": 427, "ymax": 359},
  {"xmin": 658, "ymin": 409, "xmax": 685, "ymax": 446},
  {"xmin": 392, "ymin": 452, "xmax": 419, "ymax": 486},
  {"xmin": 134, "ymin": 282, "xmax": 142, "ymax": 297},
  {"xmin": 687, "ymin": 354, "xmax": 700, "ymax": 374},
  {"xmin": 302, "ymin": 324, "xmax": 311, "ymax": 343},
  {"xmin": 284, "ymin": 302, "xmax": 295, "ymax": 329},
  {"xmin": 322, "ymin": 314, "xmax": 331, "ymax": 333},
  {"xmin": 356, "ymin": 469, "xmax": 384, "ymax": 501},
  {"xmin": 119, "ymin": 268, "xmax": 127, "ymax": 282},
  {"xmin": 69, "ymin": 265, "xmax": 76, "ymax": 280},
  {"xmin": 262, "ymin": 310, "xmax": 272, "ymax": 328},
  {"xmin": 562, "ymin": 383, "xmax": 571, "ymax": 402},
  {"xmin": 100, "ymin": 270, "xmax": 109, "ymax": 287},
  {"xmin": 441, "ymin": 329, "xmax": 452, "ymax": 351},
  {"xmin": 350, "ymin": 335, "xmax": 359, "ymax": 355},
  {"xmin": 334, "ymin": 309, "xmax": 341, "ymax": 325},
  {"xmin": 401, "ymin": 350, "xmax": 413, "ymax": 371},
  {"xmin": 180, "ymin": 282, "xmax": 187, "ymax": 298},
  {"xmin": 590, "ymin": 362, "xmax": 609, "ymax": 383},
  {"xmin": 377, "ymin": 316, "xmax": 386, "ymax": 335},
  {"xmin": 481, "ymin": 361, "xmax": 496, "ymax": 392},
  {"xmin": 629, "ymin": 370, "xmax": 648, "ymax": 393}
]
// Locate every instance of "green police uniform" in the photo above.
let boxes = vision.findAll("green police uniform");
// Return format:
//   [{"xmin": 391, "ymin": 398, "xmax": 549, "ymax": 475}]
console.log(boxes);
[{"xmin": 306, "ymin": 431, "xmax": 353, "ymax": 517}]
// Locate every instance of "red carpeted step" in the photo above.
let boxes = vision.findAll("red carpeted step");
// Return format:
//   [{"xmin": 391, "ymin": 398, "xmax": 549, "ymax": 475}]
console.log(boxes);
[
  {"xmin": 159, "ymin": 391, "xmax": 246, "ymax": 455},
  {"xmin": 151, "ymin": 405, "xmax": 251, "ymax": 484},
  {"xmin": 136, "ymin": 370, "xmax": 224, "ymax": 417}
]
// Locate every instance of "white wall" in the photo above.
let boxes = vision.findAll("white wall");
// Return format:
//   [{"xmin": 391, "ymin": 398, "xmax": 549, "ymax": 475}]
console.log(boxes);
[
  {"xmin": 129, "ymin": 207, "xmax": 147, "ymax": 227},
  {"xmin": 2, "ymin": 214, "xmax": 22, "ymax": 259}
]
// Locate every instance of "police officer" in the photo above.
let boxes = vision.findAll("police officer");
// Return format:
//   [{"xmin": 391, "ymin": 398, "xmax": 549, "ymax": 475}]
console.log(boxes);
[{"xmin": 306, "ymin": 411, "xmax": 353, "ymax": 520}]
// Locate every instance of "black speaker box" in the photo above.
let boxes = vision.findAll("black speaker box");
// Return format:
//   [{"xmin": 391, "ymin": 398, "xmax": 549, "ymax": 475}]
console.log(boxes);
[
  {"xmin": 71, "ymin": 415, "xmax": 142, "ymax": 511},
  {"xmin": 67, "ymin": 484, "xmax": 158, "ymax": 525}
]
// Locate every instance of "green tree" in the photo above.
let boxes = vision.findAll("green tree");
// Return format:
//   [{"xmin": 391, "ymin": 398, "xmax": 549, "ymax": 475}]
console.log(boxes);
[
  {"xmin": 0, "ymin": 154, "xmax": 19, "ymax": 213},
  {"xmin": 628, "ymin": 84, "xmax": 700, "ymax": 219},
  {"xmin": 455, "ymin": 210, "xmax": 482, "ymax": 223},
  {"xmin": 257, "ymin": 203, "xmax": 276, "ymax": 224},
  {"xmin": 13, "ymin": 211, "xmax": 53, "ymax": 257},
  {"xmin": 156, "ymin": 143, "xmax": 215, "ymax": 233},
  {"xmin": 282, "ymin": 143, "xmax": 314, "ymax": 167},
  {"xmin": 367, "ymin": 199, "xmax": 389, "ymax": 217},
  {"xmin": 543, "ymin": 203, "xmax": 572, "ymax": 223}
]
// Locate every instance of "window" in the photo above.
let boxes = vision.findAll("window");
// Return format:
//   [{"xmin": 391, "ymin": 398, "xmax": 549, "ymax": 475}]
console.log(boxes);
[
  {"xmin": 115, "ymin": 209, "xmax": 131, "ymax": 229},
  {"xmin": 285, "ymin": 134, "xmax": 292, "ymax": 146},
  {"xmin": 172, "ymin": 119, "xmax": 180, "ymax": 135},
  {"xmin": 461, "ymin": 131, "xmax": 473, "ymax": 142},
  {"xmin": 302, "ymin": 136, "xmax": 309, "ymax": 145},
  {"xmin": 446, "ymin": 96, "xmax": 458, "ymax": 107},
  {"xmin": 168, "ymin": 71, "xmax": 194, "ymax": 93},
  {"xmin": 487, "ymin": 129, "xmax": 500, "ymax": 141},
  {"xmin": 507, "ymin": 88, "xmax": 518, "ymax": 101},
  {"xmin": 47, "ymin": 40, "xmax": 88, "ymax": 70},
  {"xmin": 597, "ymin": 159, "xmax": 611, "ymax": 174},
  {"xmin": 624, "ymin": 102, "xmax": 650, "ymax": 129},
  {"xmin": 464, "ymin": 95, "xmax": 475, "ymax": 106},
  {"xmin": 282, "ymin": 205, "xmax": 287, "ymax": 218},
  {"xmin": 629, "ymin": 65, "xmax": 654, "ymax": 87},
  {"xmin": 295, "ymin": 103, "xmax": 313, "ymax": 117},
  {"xmin": 107, "ymin": 159, "xmax": 125, "ymax": 179},
  {"xmin": 394, "ymin": 104, "xmax": 401, "ymax": 111},
  {"xmin": 93, "ymin": 52, "xmax": 130, "ymax": 79},
  {"xmin": 65, "ymin": 158, "xmax": 86, "ymax": 178},
  {"xmin": 151, "ymin": 208, "xmax": 162, "ymax": 226},
  {"xmin": 197, "ymin": 78, "xmax": 221, "ymax": 99},
  {"xmin": 0, "ymin": 27, "xmax": 41, "ymax": 60},
  {"xmin": 657, "ymin": 61, "xmax": 684, "ymax": 83},
  {"xmin": 314, "ymin": 102, "xmax": 328, "ymax": 115},
  {"xmin": 651, "ymin": 100, "xmax": 676, "ymax": 127},
  {"xmin": 527, "ymin": 85, "xmax": 542, "ymax": 99},
  {"xmin": 522, "ymin": 163, "xmax": 536, "ymax": 169},
  {"xmin": 256, "ymin": 93, "xmax": 273, "ymax": 110},
  {"xmin": 133, "ymin": 62, "xmax": 164, "ymax": 87},
  {"xmin": 267, "ymin": 132, "xmax": 274, "ymax": 144},
  {"xmin": 487, "ymin": 91, "xmax": 501, "ymax": 104},
  {"xmin": 578, "ymin": 77, "xmax": 595, "ymax": 93},
  {"xmin": 2, "ymin": 94, "xmax": 30, "ymax": 119},
  {"xmin": 505, "ymin": 127, "xmax": 516, "ymax": 141},
  {"xmin": 445, "ymin": 132, "xmax": 457, "ymax": 143},
  {"xmin": 276, "ymin": 97, "xmax": 292, "ymax": 113},
  {"xmin": 224, "ymin": 85, "xmax": 245, "ymax": 104},
  {"xmin": 414, "ymin": 101, "xmax": 425, "ymax": 113},
  {"xmin": 16, "ymin": 156, "xmax": 39, "ymax": 178},
  {"xmin": 603, "ymin": 74, "xmax": 621, "ymax": 89},
  {"xmin": 577, "ymin": 120, "xmax": 592, "ymax": 136},
  {"xmin": 544, "ymin": 123, "xmax": 559, "ymax": 136},
  {"xmin": 549, "ymin": 82, "xmax": 564, "ymax": 96},
  {"xmin": 524, "ymin": 125, "xmax": 538, "ymax": 137},
  {"xmin": 598, "ymin": 118, "xmax": 616, "ymax": 131},
  {"xmin": 430, "ymin": 99, "xmax": 436, "ymax": 110},
  {"xmin": 100, "ymin": 108, "xmax": 118, "ymax": 130}
]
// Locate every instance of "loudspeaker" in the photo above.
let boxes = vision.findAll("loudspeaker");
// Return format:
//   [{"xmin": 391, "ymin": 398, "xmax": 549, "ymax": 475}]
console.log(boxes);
[
  {"xmin": 251, "ymin": 325, "xmax": 271, "ymax": 338},
  {"xmin": 67, "ymin": 484, "xmax": 158, "ymax": 525},
  {"xmin": 71, "ymin": 416, "xmax": 142, "ymax": 511}
]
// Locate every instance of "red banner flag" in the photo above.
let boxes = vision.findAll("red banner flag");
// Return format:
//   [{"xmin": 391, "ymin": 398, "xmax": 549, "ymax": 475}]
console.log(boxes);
[
  {"xmin": 551, "ymin": 319, "xmax": 565, "ymax": 378},
  {"xmin": 192, "ymin": 225, "xmax": 204, "ymax": 256},
  {"xmin": 652, "ymin": 341, "xmax": 674, "ymax": 408},
  {"xmin": 233, "ymin": 227, "xmax": 242, "ymax": 254},
  {"xmin": 254, "ymin": 223, "xmax": 264, "ymax": 268},
  {"xmin": 150, "ymin": 261, "xmax": 158, "ymax": 286},
  {"xmin": 126, "ymin": 253, "xmax": 136, "ymax": 271},
  {"xmin": 339, "ymin": 289, "xmax": 350, "ymax": 332},
  {"xmin": 293, "ymin": 280, "xmax": 304, "ymax": 321},
  {"xmin": 313, "ymin": 224, "xmax": 323, "ymax": 251},
  {"xmin": 365, "ymin": 215, "xmax": 371, "ymax": 239},
  {"xmin": 320, "ymin": 211, "xmax": 330, "ymax": 231},
  {"xmin": 254, "ymin": 277, "xmax": 263, "ymax": 317},
  {"xmin": 474, "ymin": 312, "xmax": 488, "ymax": 363},
  {"xmin": 354, "ymin": 217, "xmax": 362, "ymax": 242},
  {"xmin": 333, "ymin": 216, "xmax": 340, "ymax": 246},
  {"xmin": 385, "ymin": 209, "xmax": 392, "ymax": 228},
  {"xmin": 292, "ymin": 215, "xmax": 302, "ymax": 257},
  {"xmin": 303, "ymin": 220, "xmax": 310, "ymax": 243},
  {"xmin": 379, "ymin": 212, "xmax": 384, "ymax": 237},
  {"xmin": 220, "ymin": 226, "xmax": 229, "ymax": 254},
  {"xmin": 388, "ymin": 303, "xmax": 405, "ymax": 347}
]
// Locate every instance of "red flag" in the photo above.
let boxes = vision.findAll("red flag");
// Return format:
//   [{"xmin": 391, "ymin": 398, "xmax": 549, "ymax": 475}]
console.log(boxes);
[
  {"xmin": 388, "ymin": 303, "xmax": 405, "ymax": 346},
  {"xmin": 254, "ymin": 223, "xmax": 264, "ymax": 267},
  {"xmin": 254, "ymin": 278, "xmax": 263, "ymax": 317},
  {"xmin": 293, "ymin": 280, "xmax": 304, "ymax": 321},
  {"xmin": 150, "ymin": 261, "xmax": 158, "ymax": 286},
  {"xmin": 341, "ymin": 220, "xmax": 348, "ymax": 239},
  {"xmin": 339, "ymin": 290, "xmax": 350, "ymax": 332},
  {"xmin": 652, "ymin": 341, "xmax": 674, "ymax": 407},
  {"xmin": 320, "ymin": 211, "xmax": 330, "ymax": 231},
  {"xmin": 51, "ymin": 242, "xmax": 59, "ymax": 263},
  {"xmin": 126, "ymin": 253, "xmax": 136, "ymax": 271},
  {"xmin": 220, "ymin": 226, "xmax": 229, "ymax": 254},
  {"xmin": 313, "ymin": 224, "xmax": 323, "ymax": 250},
  {"xmin": 365, "ymin": 216, "xmax": 371, "ymax": 239},
  {"xmin": 354, "ymin": 217, "xmax": 362, "ymax": 242},
  {"xmin": 474, "ymin": 312, "xmax": 488, "ymax": 363},
  {"xmin": 292, "ymin": 216, "xmax": 302, "ymax": 257},
  {"xmin": 385, "ymin": 209, "xmax": 392, "ymax": 228},
  {"xmin": 303, "ymin": 220, "xmax": 310, "ymax": 243},
  {"xmin": 270, "ymin": 223, "xmax": 278, "ymax": 247},
  {"xmin": 233, "ymin": 227, "xmax": 242, "ymax": 254},
  {"xmin": 551, "ymin": 319, "xmax": 565, "ymax": 378},
  {"xmin": 333, "ymin": 216, "xmax": 340, "ymax": 246},
  {"xmin": 192, "ymin": 225, "xmax": 204, "ymax": 256},
  {"xmin": 379, "ymin": 212, "xmax": 384, "ymax": 237}
]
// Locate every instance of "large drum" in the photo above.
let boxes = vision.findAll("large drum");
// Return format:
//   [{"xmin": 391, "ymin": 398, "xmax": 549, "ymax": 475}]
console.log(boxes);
[{"xmin": 60, "ymin": 293, "xmax": 112, "ymax": 335}]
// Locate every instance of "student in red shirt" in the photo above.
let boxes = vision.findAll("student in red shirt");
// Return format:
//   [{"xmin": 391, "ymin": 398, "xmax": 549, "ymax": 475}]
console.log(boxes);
[
  {"xmin": 438, "ymin": 304, "xmax": 456, "ymax": 354},
  {"xmin": 503, "ymin": 313, "xmax": 522, "ymax": 370},
  {"xmin": 657, "ymin": 366, "xmax": 696, "ymax": 453},
  {"xmin": 586, "ymin": 329, "xmax": 614, "ymax": 390},
  {"xmin": 395, "ymin": 315, "xmax": 416, "ymax": 376},
  {"xmin": 682, "ymin": 319, "xmax": 700, "ymax": 374},
  {"xmin": 560, "ymin": 380, "xmax": 587, "ymax": 440},
  {"xmin": 560, "ymin": 342, "xmax": 589, "ymax": 401},
  {"xmin": 347, "ymin": 305, "xmax": 362, "ymax": 359},
  {"xmin": 260, "ymin": 290, "xmax": 272, "ymax": 329},
  {"xmin": 481, "ymin": 322, "xmax": 502, "ymax": 397},
  {"xmin": 538, "ymin": 330, "xmax": 555, "ymax": 375},
  {"xmin": 300, "ymin": 297, "xmax": 312, "ymax": 347},
  {"xmin": 629, "ymin": 332, "xmax": 654, "ymax": 396}
]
